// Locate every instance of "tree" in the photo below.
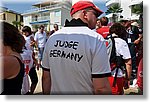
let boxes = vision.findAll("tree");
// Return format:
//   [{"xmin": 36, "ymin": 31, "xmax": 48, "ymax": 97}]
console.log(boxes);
[
  {"xmin": 131, "ymin": 3, "xmax": 143, "ymax": 15},
  {"xmin": 12, "ymin": 21, "xmax": 21, "ymax": 28},
  {"xmin": 131, "ymin": 2, "xmax": 143, "ymax": 29},
  {"xmin": 105, "ymin": 4, "xmax": 123, "ymax": 23}
]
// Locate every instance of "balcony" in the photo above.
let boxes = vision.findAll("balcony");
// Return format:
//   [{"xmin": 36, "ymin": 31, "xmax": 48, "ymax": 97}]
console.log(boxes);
[
  {"xmin": 106, "ymin": 0, "xmax": 120, "ymax": 7},
  {"xmin": 30, "ymin": 16, "xmax": 50, "ymax": 25},
  {"xmin": 32, "ymin": 16, "xmax": 50, "ymax": 22},
  {"xmin": 23, "ymin": 3, "xmax": 70, "ymax": 15},
  {"xmin": 24, "ymin": 4, "xmax": 60, "ymax": 14}
]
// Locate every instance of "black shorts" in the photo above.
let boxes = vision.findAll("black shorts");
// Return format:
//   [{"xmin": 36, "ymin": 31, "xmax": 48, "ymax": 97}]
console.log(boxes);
[{"xmin": 29, "ymin": 66, "xmax": 38, "ymax": 84}]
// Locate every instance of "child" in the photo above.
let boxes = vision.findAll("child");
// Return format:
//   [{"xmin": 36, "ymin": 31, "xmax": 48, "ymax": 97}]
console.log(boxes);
[
  {"xmin": 21, "ymin": 48, "xmax": 33, "ymax": 94},
  {"xmin": 22, "ymin": 26, "xmax": 39, "ymax": 94}
]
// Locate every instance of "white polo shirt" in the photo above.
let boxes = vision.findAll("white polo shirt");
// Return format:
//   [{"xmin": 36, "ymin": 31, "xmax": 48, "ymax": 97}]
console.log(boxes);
[
  {"xmin": 42, "ymin": 27, "xmax": 111, "ymax": 94},
  {"xmin": 34, "ymin": 31, "xmax": 47, "ymax": 48}
]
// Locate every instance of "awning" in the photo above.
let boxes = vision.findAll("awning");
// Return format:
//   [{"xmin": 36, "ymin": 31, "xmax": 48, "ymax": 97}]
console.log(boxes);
[{"xmin": 30, "ymin": 20, "xmax": 50, "ymax": 25}]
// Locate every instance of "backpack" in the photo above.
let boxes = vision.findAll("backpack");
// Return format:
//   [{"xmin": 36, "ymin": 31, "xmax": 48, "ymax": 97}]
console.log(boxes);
[
  {"xmin": 105, "ymin": 34, "xmax": 127, "ymax": 87},
  {"xmin": 105, "ymin": 34, "xmax": 117, "ymax": 65}
]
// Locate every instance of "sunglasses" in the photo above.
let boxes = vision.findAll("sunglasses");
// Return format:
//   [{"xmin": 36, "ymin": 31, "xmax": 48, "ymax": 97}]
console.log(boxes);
[{"xmin": 87, "ymin": 10, "xmax": 98, "ymax": 17}]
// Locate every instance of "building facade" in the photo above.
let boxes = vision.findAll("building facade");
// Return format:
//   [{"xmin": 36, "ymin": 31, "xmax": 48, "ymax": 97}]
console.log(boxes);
[
  {"xmin": 72, "ymin": 0, "xmax": 93, "ymax": 5},
  {"xmin": 0, "ymin": 7, "xmax": 23, "ymax": 29},
  {"xmin": 22, "ymin": 0, "xmax": 72, "ymax": 32}
]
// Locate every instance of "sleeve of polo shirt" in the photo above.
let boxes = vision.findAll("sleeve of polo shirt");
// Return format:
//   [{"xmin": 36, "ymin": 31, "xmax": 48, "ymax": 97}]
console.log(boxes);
[
  {"xmin": 119, "ymin": 40, "xmax": 131, "ymax": 60},
  {"xmin": 91, "ymin": 37, "xmax": 111, "ymax": 78},
  {"xmin": 41, "ymin": 43, "xmax": 50, "ymax": 71}
]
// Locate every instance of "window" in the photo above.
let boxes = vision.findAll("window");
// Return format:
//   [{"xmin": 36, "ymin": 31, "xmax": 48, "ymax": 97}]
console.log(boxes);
[
  {"xmin": 35, "ymin": 15, "xmax": 38, "ymax": 21},
  {"xmin": 20, "ymin": 16, "xmax": 23, "ymax": 22},
  {"xmin": 16, "ymin": 14, "xmax": 18, "ymax": 21},
  {"xmin": 55, "ymin": 10, "xmax": 61, "ymax": 17},
  {"xmin": 3, "ymin": 13, "xmax": 6, "ymax": 20}
]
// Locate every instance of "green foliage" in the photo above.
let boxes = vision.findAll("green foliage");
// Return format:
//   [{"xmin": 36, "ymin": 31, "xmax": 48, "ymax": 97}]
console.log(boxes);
[
  {"xmin": 12, "ymin": 21, "xmax": 21, "ymax": 28},
  {"xmin": 105, "ymin": 4, "xmax": 123, "ymax": 23},
  {"xmin": 105, "ymin": 4, "xmax": 123, "ymax": 15},
  {"xmin": 131, "ymin": 4, "xmax": 143, "ymax": 15}
]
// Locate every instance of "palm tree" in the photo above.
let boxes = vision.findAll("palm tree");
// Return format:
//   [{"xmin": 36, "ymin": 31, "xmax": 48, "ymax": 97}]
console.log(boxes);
[
  {"xmin": 131, "ymin": 3, "xmax": 143, "ymax": 15},
  {"xmin": 105, "ymin": 4, "xmax": 123, "ymax": 23},
  {"xmin": 131, "ymin": 2, "xmax": 143, "ymax": 29},
  {"xmin": 12, "ymin": 21, "xmax": 21, "ymax": 28}
]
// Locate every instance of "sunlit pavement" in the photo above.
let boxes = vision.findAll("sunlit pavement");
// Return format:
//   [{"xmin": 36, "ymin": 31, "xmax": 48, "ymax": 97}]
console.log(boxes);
[{"xmin": 34, "ymin": 68, "xmax": 43, "ymax": 95}]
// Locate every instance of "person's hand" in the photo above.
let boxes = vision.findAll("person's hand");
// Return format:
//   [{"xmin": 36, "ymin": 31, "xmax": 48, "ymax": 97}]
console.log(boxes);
[
  {"xmin": 134, "ymin": 35, "xmax": 143, "ymax": 44},
  {"xmin": 134, "ymin": 38, "xmax": 141, "ymax": 44},
  {"xmin": 30, "ymin": 41, "xmax": 35, "ymax": 46}
]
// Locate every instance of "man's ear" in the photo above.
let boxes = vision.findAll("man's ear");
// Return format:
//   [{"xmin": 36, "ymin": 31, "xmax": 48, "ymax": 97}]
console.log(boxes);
[{"xmin": 82, "ymin": 10, "xmax": 88, "ymax": 19}]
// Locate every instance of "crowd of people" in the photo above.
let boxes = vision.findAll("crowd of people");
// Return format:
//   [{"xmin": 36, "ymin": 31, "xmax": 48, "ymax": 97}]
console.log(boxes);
[{"xmin": 1, "ymin": 1, "xmax": 143, "ymax": 95}]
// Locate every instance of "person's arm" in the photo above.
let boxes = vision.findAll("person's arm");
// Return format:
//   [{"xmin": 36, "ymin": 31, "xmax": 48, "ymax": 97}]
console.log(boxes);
[
  {"xmin": 32, "ymin": 53, "xmax": 39, "ymax": 70},
  {"xmin": 42, "ymin": 69, "xmax": 51, "ymax": 94},
  {"xmin": 34, "ymin": 33, "xmax": 38, "ymax": 49},
  {"xmin": 93, "ymin": 77, "xmax": 112, "ymax": 95},
  {"xmin": 123, "ymin": 58, "xmax": 132, "ymax": 89},
  {"xmin": 125, "ymin": 58, "xmax": 132, "ymax": 80},
  {"xmin": 134, "ymin": 34, "xmax": 143, "ymax": 45}
]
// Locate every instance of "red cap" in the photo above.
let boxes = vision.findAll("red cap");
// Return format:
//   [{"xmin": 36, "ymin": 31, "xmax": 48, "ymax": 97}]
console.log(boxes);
[{"xmin": 70, "ymin": 1, "xmax": 103, "ymax": 17}]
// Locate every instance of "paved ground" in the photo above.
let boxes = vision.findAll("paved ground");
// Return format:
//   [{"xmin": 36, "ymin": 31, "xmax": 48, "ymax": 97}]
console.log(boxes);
[{"xmin": 34, "ymin": 68, "xmax": 42, "ymax": 94}]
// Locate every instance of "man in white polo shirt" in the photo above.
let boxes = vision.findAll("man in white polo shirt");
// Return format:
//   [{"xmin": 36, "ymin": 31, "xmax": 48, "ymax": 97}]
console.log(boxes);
[
  {"xmin": 34, "ymin": 25, "xmax": 47, "ymax": 66},
  {"xmin": 42, "ymin": 1, "xmax": 112, "ymax": 95}
]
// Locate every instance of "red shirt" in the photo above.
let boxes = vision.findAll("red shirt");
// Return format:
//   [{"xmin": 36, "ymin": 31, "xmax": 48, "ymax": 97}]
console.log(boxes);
[{"xmin": 96, "ymin": 26, "xmax": 110, "ymax": 38}]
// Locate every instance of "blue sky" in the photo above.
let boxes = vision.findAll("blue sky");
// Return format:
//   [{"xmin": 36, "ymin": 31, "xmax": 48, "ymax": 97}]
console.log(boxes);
[{"xmin": 1, "ymin": 0, "xmax": 108, "ymax": 17}]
